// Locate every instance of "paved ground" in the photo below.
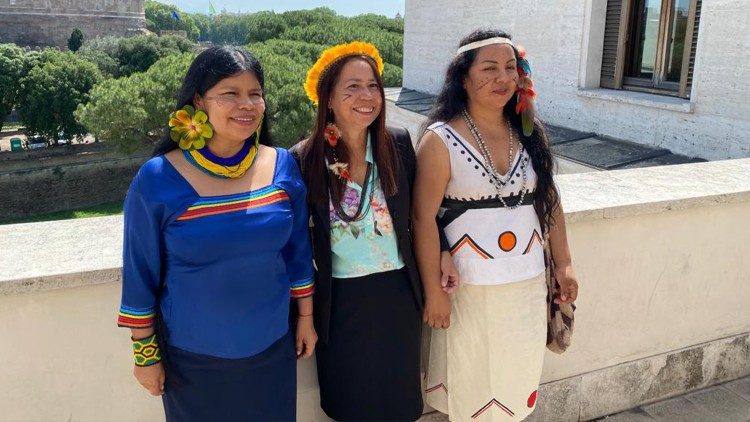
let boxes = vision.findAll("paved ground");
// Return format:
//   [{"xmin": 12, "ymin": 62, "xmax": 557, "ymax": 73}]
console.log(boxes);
[{"xmin": 417, "ymin": 376, "xmax": 750, "ymax": 422}]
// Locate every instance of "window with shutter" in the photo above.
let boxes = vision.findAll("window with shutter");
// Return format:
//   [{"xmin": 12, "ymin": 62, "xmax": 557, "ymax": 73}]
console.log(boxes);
[{"xmin": 600, "ymin": 0, "xmax": 701, "ymax": 98}]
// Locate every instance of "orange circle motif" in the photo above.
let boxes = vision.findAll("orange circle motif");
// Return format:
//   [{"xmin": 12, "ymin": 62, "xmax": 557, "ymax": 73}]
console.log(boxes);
[{"xmin": 498, "ymin": 231, "xmax": 517, "ymax": 252}]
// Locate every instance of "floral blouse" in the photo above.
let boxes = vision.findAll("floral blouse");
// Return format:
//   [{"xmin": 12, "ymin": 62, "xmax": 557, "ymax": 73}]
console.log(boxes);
[{"xmin": 329, "ymin": 136, "xmax": 405, "ymax": 278}]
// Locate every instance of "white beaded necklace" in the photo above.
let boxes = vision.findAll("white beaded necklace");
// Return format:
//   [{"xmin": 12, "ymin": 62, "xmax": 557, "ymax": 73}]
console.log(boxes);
[{"xmin": 461, "ymin": 108, "xmax": 528, "ymax": 209}]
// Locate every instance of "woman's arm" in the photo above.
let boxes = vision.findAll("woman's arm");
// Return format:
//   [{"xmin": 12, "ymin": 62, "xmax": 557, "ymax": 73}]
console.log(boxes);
[
  {"xmin": 548, "ymin": 200, "xmax": 578, "ymax": 304},
  {"xmin": 119, "ymin": 172, "xmax": 165, "ymax": 395},
  {"xmin": 282, "ymin": 152, "xmax": 318, "ymax": 358},
  {"xmin": 412, "ymin": 131, "xmax": 453, "ymax": 329},
  {"xmin": 393, "ymin": 127, "xmax": 459, "ymax": 293}
]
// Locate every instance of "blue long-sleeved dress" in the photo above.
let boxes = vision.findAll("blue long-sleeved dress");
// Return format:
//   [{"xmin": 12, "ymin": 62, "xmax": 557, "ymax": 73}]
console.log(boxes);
[{"xmin": 117, "ymin": 147, "xmax": 313, "ymax": 420}]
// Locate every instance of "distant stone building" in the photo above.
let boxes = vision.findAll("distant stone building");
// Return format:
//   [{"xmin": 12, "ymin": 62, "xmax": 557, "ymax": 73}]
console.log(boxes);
[
  {"xmin": 403, "ymin": 0, "xmax": 750, "ymax": 160},
  {"xmin": 0, "ymin": 0, "xmax": 145, "ymax": 49}
]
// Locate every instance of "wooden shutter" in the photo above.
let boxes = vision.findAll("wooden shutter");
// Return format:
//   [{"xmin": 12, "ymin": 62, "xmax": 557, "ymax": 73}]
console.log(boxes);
[
  {"xmin": 600, "ymin": 0, "xmax": 632, "ymax": 89},
  {"xmin": 679, "ymin": 0, "xmax": 701, "ymax": 98}
]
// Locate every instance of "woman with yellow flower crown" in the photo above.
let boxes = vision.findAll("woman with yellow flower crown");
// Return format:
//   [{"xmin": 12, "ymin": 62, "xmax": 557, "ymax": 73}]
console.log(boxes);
[
  {"xmin": 116, "ymin": 46, "xmax": 316, "ymax": 421},
  {"xmin": 290, "ymin": 42, "xmax": 459, "ymax": 421}
]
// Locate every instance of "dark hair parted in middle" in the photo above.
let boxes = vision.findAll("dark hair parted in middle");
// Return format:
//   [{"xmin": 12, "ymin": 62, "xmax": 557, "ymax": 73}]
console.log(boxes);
[
  {"xmin": 423, "ymin": 28, "xmax": 560, "ymax": 228},
  {"xmin": 299, "ymin": 54, "xmax": 399, "ymax": 207},
  {"xmin": 153, "ymin": 46, "xmax": 273, "ymax": 157}
]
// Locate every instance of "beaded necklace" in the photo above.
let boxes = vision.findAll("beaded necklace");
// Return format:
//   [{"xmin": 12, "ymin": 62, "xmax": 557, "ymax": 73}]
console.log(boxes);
[
  {"xmin": 333, "ymin": 162, "xmax": 375, "ymax": 223},
  {"xmin": 461, "ymin": 109, "xmax": 528, "ymax": 209},
  {"xmin": 183, "ymin": 135, "xmax": 259, "ymax": 179}
]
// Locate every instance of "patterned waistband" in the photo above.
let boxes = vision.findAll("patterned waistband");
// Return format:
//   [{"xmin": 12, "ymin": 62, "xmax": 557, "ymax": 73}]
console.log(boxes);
[{"xmin": 439, "ymin": 191, "xmax": 535, "ymax": 227}]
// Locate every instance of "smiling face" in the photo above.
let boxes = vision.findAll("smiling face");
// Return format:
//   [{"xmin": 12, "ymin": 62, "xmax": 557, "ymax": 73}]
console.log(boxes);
[
  {"xmin": 328, "ymin": 58, "xmax": 383, "ymax": 133},
  {"xmin": 194, "ymin": 70, "xmax": 265, "ymax": 146},
  {"xmin": 463, "ymin": 43, "xmax": 519, "ymax": 111}
]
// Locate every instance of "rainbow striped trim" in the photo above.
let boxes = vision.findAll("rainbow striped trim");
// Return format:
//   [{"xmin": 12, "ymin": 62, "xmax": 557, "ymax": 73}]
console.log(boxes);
[
  {"xmin": 177, "ymin": 186, "xmax": 289, "ymax": 221},
  {"xmin": 291, "ymin": 277, "xmax": 315, "ymax": 298},
  {"xmin": 118, "ymin": 305, "xmax": 156, "ymax": 329}
]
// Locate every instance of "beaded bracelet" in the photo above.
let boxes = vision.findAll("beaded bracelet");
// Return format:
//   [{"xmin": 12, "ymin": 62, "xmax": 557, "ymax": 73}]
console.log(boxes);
[{"xmin": 132, "ymin": 333, "xmax": 163, "ymax": 367}]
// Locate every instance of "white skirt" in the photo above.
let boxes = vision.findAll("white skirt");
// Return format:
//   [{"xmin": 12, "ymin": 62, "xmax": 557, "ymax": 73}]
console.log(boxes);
[{"xmin": 425, "ymin": 272, "xmax": 547, "ymax": 421}]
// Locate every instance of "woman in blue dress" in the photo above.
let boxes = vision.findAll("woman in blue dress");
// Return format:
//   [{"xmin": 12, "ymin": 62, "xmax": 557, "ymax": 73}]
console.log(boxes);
[{"xmin": 116, "ymin": 46, "xmax": 316, "ymax": 421}]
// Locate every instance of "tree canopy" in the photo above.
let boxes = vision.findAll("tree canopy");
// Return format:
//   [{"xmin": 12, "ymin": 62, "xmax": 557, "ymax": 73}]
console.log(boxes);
[
  {"xmin": 0, "ymin": 43, "xmax": 27, "ymax": 132},
  {"xmin": 5, "ymin": 3, "xmax": 406, "ymax": 152},
  {"xmin": 18, "ymin": 50, "xmax": 102, "ymax": 142}
]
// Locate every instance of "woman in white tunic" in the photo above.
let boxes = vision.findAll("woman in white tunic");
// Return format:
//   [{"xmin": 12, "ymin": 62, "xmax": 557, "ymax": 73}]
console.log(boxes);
[{"xmin": 413, "ymin": 29, "xmax": 579, "ymax": 421}]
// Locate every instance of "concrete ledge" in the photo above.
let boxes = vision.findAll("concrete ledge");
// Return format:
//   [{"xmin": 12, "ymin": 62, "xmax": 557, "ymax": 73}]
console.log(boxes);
[
  {"xmin": 577, "ymin": 88, "xmax": 695, "ymax": 114},
  {"xmin": 0, "ymin": 215, "xmax": 122, "ymax": 293},
  {"xmin": 557, "ymin": 158, "xmax": 750, "ymax": 224},
  {"xmin": 3, "ymin": 160, "xmax": 750, "ymax": 291}
]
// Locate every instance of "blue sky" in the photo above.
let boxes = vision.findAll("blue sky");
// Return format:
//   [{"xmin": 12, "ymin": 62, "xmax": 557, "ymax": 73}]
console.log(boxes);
[{"xmin": 175, "ymin": 0, "xmax": 405, "ymax": 17}]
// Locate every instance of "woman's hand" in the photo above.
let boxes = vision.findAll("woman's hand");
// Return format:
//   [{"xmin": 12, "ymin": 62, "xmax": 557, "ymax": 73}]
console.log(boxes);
[
  {"xmin": 133, "ymin": 362, "xmax": 165, "ymax": 396},
  {"xmin": 439, "ymin": 251, "xmax": 460, "ymax": 293},
  {"xmin": 554, "ymin": 264, "xmax": 579, "ymax": 304},
  {"xmin": 423, "ymin": 291, "xmax": 452, "ymax": 329},
  {"xmin": 295, "ymin": 315, "xmax": 318, "ymax": 359}
]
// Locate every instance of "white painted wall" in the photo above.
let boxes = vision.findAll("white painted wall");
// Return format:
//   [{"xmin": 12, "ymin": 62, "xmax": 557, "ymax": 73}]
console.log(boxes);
[
  {"xmin": 403, "ymin": 0, "xmax": 750, "ymax": 160},
  {"xmin": 2, "ymin": 159, "xmax": 749, "ymax": 420}
]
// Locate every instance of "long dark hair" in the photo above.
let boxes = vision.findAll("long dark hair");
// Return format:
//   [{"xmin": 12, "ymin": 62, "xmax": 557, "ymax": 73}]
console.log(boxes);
[
  {"xmin": 424, "ymin": 29, "xmax": 560, "ymax": 228},
  {"xmin": 153, "ymin": 46, "xmax": 273, "ymax": 157},
  {"xmin": 299, "ymin": 55, "xmax": 399, "ymax": 208}
]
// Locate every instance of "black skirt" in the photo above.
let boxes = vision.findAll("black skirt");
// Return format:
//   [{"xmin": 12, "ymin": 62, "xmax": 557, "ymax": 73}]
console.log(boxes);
[
  {"xmin": 316, "ymin": 268, "xmax": 423, "ymax": 421},
  {"xmin": 162, "ymin": 331, "xmax": 296, "ymax": 422}
]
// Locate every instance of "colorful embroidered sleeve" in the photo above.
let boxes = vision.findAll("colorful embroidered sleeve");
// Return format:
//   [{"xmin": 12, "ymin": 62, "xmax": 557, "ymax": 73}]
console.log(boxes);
[
  {"xmin": 280, "ymin": 151, "xmax": 315, "ymax": 299},
  {"xmin": 117, "ymin": 173, "xmax": 163, "ymax": 329}
]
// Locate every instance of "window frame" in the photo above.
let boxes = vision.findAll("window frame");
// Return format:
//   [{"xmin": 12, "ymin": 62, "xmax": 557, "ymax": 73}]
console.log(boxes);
[{"xmin": 600, "ymin": 0, "xmax": 700, "ymax": 99}]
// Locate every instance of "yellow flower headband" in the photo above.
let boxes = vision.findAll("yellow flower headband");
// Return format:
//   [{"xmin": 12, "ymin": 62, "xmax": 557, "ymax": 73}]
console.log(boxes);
[{"xmin": 304, "ymin": 41, "xmax": 385, "ymax": 105}]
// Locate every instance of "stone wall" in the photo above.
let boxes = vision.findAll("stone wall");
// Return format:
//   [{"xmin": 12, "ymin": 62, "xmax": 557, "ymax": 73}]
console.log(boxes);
[
  {"xmin": 403, "ymin": 0, "xmax": 750, "ymax": 160},
  {"xmin": 0, "ymin": 142, "xmax": 115, "ymax": 172},
  {"xmin": 0, "ymin": 154, "xmax": 147, "ymax": 219},
  {"xmin": 0, "ymin": 0, "xmax": 145, "ymax": 49}
]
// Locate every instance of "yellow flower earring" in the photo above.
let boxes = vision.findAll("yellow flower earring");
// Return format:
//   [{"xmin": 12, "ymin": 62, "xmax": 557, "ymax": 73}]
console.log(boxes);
[{"xmin": 168, "ymin": 105, "xmax": 214, "ymax": 150}]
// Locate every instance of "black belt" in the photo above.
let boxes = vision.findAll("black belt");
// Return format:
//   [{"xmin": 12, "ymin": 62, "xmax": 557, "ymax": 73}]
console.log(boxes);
[{"xmin": 439, "ymin": 191, "xmax": 535, "ymax": 227}]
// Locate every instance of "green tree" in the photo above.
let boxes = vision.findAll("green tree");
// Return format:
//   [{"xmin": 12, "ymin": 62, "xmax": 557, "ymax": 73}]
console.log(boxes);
[
  {"xmin": 76, "ymin": 52, "xmax": 195, "ymax": 153},
  {"xmin": 77, "ymin": 36, "xmax": 121, "ymax": 77},
  {"xmin": 68, "ymin": 28, "xmax": 84, "ymax": 52},
  {"xmin": 280, "ymin": 23, "xmax": 403, "ymax": 66},
  {"xmin": 192, "ymin": 13, "xmax": 214, "ymax": 42},
  {"xmin": 382, "ymin": 62, "xmax": 403, "ymax": 88},
  {"xmin": 0, "ymin": 43, "xmax": 27, "ymax": 132},
  {"xmin": 245, "ymin": 11, "xmax": 288, "ymax": 43},
  {"xmin": 250, "ymin": 45, "xmax": 316, "ymax": 146},
  {"xmin": 116, "ymin": 35, "xmax": 194, "ymax": 77},
  {"xmin": 18, "ymin": 50, "xmax": 102, "ymax": 143},
  {"xmin": 145, "ymin": 0, "xmax": 200, "ymax": 41}
]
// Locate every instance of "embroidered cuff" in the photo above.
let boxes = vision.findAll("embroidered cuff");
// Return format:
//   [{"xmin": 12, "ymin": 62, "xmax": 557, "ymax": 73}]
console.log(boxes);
[
  {"xmin": 117, "ymin": 305, "xmax": 156, "ymax": 329},
  {"xmin": 290, "ymin": 277, "xmax": 315, "ymax": 299}
]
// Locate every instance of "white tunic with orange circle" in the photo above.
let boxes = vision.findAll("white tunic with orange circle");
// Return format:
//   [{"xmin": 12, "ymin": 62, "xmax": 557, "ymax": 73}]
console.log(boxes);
[{"xmin": 431, "ymin": 121, "xmax": 545, "ymax": 285}]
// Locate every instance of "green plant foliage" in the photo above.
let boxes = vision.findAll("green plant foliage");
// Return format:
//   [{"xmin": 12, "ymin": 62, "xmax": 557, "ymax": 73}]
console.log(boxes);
[
  {"xmin": 71, "ymin": 3, "xmax": 405, "ymax": 152},
  {"xmin": 68, "ymin": 28, "xmax": 85, "ymax": 52},
  {"xmin": 145, "ymin": 0, "xmax": 200, "ymax": 41},
  {"xmin": 382, "ymin": 62, "xmax": 403, "ymax": 88},
  {"xmin": 76, "ymin": 35, "xmax": 193, "ymax": 78},
  {"xmin": 116, "ymin": 35, "xmax": 194, "ymax": 77},
  {"xmin": 0, "ymin": 43, "xmax": 27, "ymax": 132},
  {"xmin": 18, "ymin": 50, "xmax": 102, "ymax": 142},
  {"xmin": 76, "ymin": 53, "xmax": 195, "ymax": 153},
  {"xmin": 279, "ymin": 24, "xmax": 403, "ymax": 66},
  {"xmin": 249, "ymin": 45, "xmax": 316, "ymax": 147}
]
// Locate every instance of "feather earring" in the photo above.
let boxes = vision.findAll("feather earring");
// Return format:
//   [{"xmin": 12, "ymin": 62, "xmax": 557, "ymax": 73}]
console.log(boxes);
[{"xmin": 515, "ymin": 46, "xmax": 536, "ymax": 137}]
